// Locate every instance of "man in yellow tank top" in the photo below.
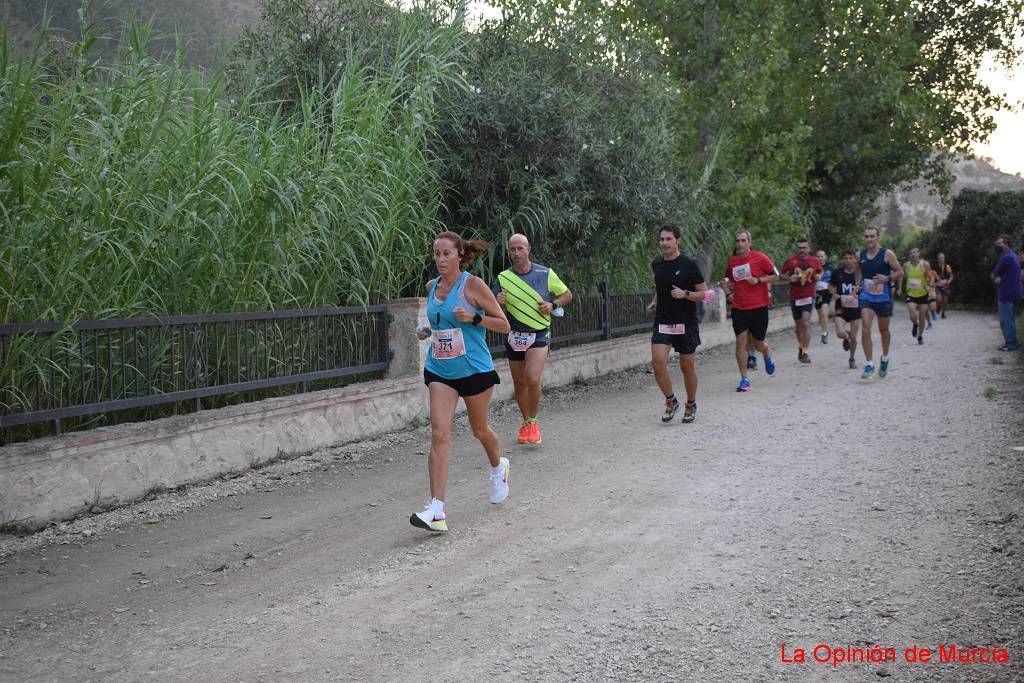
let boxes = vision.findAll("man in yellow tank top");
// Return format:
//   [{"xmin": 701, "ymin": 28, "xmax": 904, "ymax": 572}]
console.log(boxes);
[{"xmin": 902, "ymin": 247, "xmax": 931, "ymax": 345}]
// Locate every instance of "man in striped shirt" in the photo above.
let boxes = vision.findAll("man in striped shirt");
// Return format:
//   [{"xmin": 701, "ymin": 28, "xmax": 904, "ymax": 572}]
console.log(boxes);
[{"xmin": 493, "ymin": 234, "xmax": 573, "ymax": 445}]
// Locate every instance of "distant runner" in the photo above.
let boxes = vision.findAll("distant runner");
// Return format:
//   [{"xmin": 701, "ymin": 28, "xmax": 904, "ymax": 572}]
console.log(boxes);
[
  {"xmin": 858, "ymin": 227, "xmax": 904, "ymax": 379},
  {"xmin": 720, "ymin": 230, "xmax": 777, "ymax": 392},
  {"xmin": 646, "ymin": 224, "xmax": 708, "ymax": 423},
  {"xmin": 815, "ymin": 249, "xmax": 834, "ymax": 345},
  {"xmin": 828, "ymin": 250, "xmax": 861, "ymax": 369},
  {"xmin": 934, "ymin": 253, "xmax": 953, "ymax": 319},
  {"xmin": 493, "ymin": 234, "xmax": 573, "ymax": 445},
  {"xmin": 779, "ymin": 237, "xmax": 823, "ymax": 364},
  {"xmin": 902, "ymin": 247, "xmax": 931, "ymax": 345}
]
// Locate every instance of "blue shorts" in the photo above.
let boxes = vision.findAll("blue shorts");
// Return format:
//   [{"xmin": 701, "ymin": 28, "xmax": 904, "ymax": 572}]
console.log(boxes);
[{"xmin": 860, "ymin": 300, "xmax": 893, "ymax": 318}]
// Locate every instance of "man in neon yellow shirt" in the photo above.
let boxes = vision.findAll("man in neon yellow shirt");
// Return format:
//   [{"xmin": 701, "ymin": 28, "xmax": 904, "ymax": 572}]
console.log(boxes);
[
  {"xmin": 493, "ymin": 234, "xmax": 573, "ymax": 445},
  {"xmin": 902, "ymin": 247, "xmax": 931, "ymax": 345}
]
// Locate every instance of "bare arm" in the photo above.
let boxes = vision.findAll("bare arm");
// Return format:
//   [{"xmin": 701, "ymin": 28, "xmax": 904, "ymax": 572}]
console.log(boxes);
[
  {"xmin": 459, "ymin": 276, "xmax": 511, "ymax": 334},
  {"xmin": 540, "ymin": 287, "xmax": 573, "ymax": 315},
  {"xmin": 886, "ymin": 250, "xmax": 904, "ymax": 283}
]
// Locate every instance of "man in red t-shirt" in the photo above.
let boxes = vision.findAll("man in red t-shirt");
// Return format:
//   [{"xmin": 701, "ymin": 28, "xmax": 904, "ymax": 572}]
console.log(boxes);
[
  {"xmin": 719, "ymin": 230, "xmax": 778, "ymax": 392},
  {"xmin": 779, "ymin": 237, "xmax": 824, "ymax": 363}
]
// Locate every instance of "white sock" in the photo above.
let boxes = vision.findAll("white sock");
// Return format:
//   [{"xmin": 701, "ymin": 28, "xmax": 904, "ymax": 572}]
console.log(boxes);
[
  {"xmin": 491, "ymin": 462, "xmax": 505, "ymax": 476},
  {"xmin": 431, "ymin": 498, "xmax": 445, "ymax": 516},
  {"xmin": 881, "ymin": 355, "xmax": 889, "ymax": 362}
]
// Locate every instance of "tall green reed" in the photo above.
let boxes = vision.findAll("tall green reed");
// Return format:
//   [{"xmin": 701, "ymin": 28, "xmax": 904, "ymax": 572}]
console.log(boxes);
[{"xmin": 0, "ymin": 9, "xmax": 464, "ymax": 325}]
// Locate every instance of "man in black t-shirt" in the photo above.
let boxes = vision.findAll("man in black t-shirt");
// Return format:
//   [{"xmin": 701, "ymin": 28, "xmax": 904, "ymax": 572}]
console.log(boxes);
[{"xmin": 645, "ymin": 224, "xmax": 708, "ymax": 424}]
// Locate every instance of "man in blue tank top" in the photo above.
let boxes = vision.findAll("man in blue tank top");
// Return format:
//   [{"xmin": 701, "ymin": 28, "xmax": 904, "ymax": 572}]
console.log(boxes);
[{"xmin": 858, "ymin": 226, "xmax": 903, "ymax": 379}]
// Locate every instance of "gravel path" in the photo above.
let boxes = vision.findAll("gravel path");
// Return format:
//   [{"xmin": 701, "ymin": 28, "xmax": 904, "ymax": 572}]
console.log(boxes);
[{"xmin": 1, "ymin": 311, "xmax": 1022, "ymax": 682}]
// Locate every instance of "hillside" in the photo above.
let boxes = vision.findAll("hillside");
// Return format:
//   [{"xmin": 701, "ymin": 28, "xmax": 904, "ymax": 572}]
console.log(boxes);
[
  {"xmin": 875, "ymin": 155, "xmax": 1024, "ymax": 231},
  {"xmin": 0, "ymin": 0, "xmax": 261, "ymax": 66}
]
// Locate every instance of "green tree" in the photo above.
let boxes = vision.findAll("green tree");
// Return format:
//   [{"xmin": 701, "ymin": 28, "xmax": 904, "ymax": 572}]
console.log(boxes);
[
  {"xmin": 435, "ymin": 8, "xmax": 692, "ymax": 288},
  {"xmin": 923, "ymin": 189, "xmax": 1024, "ymax": 304}
]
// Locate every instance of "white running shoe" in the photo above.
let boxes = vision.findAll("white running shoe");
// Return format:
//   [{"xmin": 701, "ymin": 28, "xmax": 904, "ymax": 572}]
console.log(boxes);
[
  {"xmin": 490, "ymin": 457, "xmax": 510, "ymax": 504},
  {"xmin": 410, "ymin": 502, "xmax": 448, "ymax": 532}
]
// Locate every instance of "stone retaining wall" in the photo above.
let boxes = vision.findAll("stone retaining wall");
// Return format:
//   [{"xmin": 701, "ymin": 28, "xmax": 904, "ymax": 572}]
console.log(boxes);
[{"xmin": 0, "ymin": 290, "xmax": 795, "ymax": 527}]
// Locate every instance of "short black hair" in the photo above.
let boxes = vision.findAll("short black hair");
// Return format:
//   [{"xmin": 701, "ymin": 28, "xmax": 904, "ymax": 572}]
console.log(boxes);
[{"xmin": 659, "ymin": 223, "xmax": 681, "ymax": 239}]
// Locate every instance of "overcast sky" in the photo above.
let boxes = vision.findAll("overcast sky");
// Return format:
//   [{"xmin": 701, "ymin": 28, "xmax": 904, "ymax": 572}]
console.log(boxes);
[{"xmin": 973, "ymin": 53, "xmax": 1024, "ymax": 176}]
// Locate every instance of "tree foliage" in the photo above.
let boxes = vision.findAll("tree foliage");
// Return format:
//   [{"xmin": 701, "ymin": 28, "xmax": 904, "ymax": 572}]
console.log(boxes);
[
  {"xmin": 923, "ymin": 189, "xmax": 1024, "ymax": 305},
  {"xmin": 435, "ymin": 9, "xmax": 694, "ymax": 288}
]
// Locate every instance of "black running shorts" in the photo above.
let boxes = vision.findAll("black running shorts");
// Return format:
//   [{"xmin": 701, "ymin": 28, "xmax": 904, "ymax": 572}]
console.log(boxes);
[
  {"xmin": 731, "ymin": 307, "xmax": 769, "ymax": 341},
  {"xmin": 423, "ymin": 369, "xmax": 500, "ymax": 397},
  {"xmin": 651, "ymin": 323, "xmax": 701, "ymax": 355}
]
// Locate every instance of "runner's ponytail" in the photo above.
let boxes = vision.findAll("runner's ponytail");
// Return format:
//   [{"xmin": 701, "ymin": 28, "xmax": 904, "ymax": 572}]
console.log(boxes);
[{"xmin": 434, "ymin": 231, "xmax": 489, "ymax": 270}]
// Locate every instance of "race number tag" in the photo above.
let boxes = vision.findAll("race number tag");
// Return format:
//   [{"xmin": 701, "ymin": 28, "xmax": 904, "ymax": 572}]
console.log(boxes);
[
  {"xmin": 840, "ymin": 294, "xmax": 859, "ymax": 308},
  {"xmin": 731, "ymin": 263, "xmax": 752, "ymax": 281},
  {"xmin": 864, "ymin": 279, "xmax": 886, "ymax": 296},
  {"xmin": 908, "ymin": 278, "xmax": 922, "ymax": 290},
  {"xmin": 658, "ymin": 323, "xmax": 686, "ymax": 335},
  {"xmin": 432, "ymin": 328, "xmax": 466, "ymax": 360},
  {"xmin": 794, "ymin": 296, "xmax": 814, "ymax": 306},
  {"xmin": 816, "ymin": 280, "xmax": 829, "ymax": 291},
  {"xmin": 507, "ymin": 331, "xmax": 536, "ymax": 352}
]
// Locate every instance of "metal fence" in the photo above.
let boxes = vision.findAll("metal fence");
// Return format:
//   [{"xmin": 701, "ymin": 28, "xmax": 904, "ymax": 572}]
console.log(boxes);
[
  {"xmin": 487, "ymin": 284, "xmax": 654, "ymax": 356},
  {"xmin": 0, "ymin": 307, "xmax": 390, "ymax": 435}
]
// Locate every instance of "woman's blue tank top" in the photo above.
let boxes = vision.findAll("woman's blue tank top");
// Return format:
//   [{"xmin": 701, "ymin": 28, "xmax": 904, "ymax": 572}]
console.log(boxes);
[{"xmin": 424, "ymin": 271, "xmax": 494, "ymax": 379}]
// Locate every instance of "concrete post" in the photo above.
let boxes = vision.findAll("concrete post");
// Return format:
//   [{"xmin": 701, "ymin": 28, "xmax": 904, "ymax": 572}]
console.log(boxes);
[{"xmin": 386, "ymin": 297, "xmax": 428, "ymax": 379}]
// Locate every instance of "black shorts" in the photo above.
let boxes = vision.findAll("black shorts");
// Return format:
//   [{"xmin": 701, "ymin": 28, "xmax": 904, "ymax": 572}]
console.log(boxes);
[
  {"xmin": 504, "ymin": 328, "xmax": 551, "ymax": 361},
  {"xmin": 905, "ymin": 294, "xmax": 929, "ymax": 305},
  {"xmin": 815, "ymin": 291, "xmax": 832, "ymax": 308},
  {"xmin": 651, "ymin": 323, "xmax": 701, "ymax": 355},
  {"xmin": 423, "ymin": 369, "xmax": 500, "ymax": 397},
  {"xmin": 838, "ymin": 307, "xmax": 861, "ymax": 322},
  {"xmin": 731, "ymin": 307, "xmax": 769, "ymax": 341},
  {"xmin": 790, "ymin": 302, "xmax": 814, "ymax": 321}
]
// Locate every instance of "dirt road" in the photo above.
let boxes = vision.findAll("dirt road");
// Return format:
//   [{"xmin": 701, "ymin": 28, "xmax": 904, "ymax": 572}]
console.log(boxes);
[{"xmin": 1, "ymin": 311, "xmax": 1022, "ymax": 681}]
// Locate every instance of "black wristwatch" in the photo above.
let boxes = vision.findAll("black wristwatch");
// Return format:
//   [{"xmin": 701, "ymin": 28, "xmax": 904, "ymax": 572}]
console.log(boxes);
[{"xmin": 472, "ymin": 313, "xmax": 483, "ymax": 326}]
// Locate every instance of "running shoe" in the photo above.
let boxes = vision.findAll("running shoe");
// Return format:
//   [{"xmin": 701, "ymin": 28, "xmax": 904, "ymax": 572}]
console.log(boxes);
[
  {"xmin": 821, "ymin": 331, "xmax": 829, "ymax": 344},
  {"xmin": 842, "ymin": 337, "xmax": 850, "ymax": 352},
  {"xmin": 879, "ymin": 359, "xmax": 889, "ymax": 378},
  {"xmin": 848, "ymin": 357, "xmax": 857, "ymax": 370},
  {"xmin": 764, "ymin": 355, "xmax": 776, "ymax": 376},
  {"xmin": 682, "ymin": 401, "xmax": 697, "ymax": 423},
  {"xmin": 517, "ymin": 422, "xmax": 531, "ymax": 444},
  {"xmin": 911, "ymin": 323, "xmax": 918, "ymax": 337},
  {"xmin": 527, "ymin": 421, "xmax": 542, "ymax": 444},
  {"xmin": 662, "ymin": 397, "xmax": 680, "ymax": 423},
  {"xmin": 736, "ymin": 377, "xmax": 752, "ymax": 392},
  {"xmin": 490, "ymin": 457, "xmax": 510, "ymax": 504},
  {"xmin": 747, "ymin": 354, "xmax": 758, "ymax": 370},
  {"xmin": 932, "ymin": 311, "xmax": 938, "ymax": 321},
  {"xmin": 410, "ymin": 503, "xmax": 448, "ymax": 533},
  {"xmin": 799, "ymin": 352, "xmax": 811, "ymax": 364},
  {"xmin": 917, "ymin": 336, "xmax": 923, "ymax": 345},
  {"xmin": 940, "ymin": 312, "xmax": 946, "ymax": 319},
  {"xmin": 926, "ymin": 320, "xmax": 932, "ymax": 330},
  {"xmin": 861, "ymin": 364, "xmax": 875, "ymax": 380}
]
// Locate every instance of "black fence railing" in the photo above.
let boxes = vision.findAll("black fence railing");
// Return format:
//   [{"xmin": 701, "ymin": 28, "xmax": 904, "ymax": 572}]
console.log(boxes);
[
  {"xmin": 487, "ymin": 285, "xmax": 654, "ymax": 357},
  {"xmin": 0, "ymin": 306, "xmax": 390, "ymax": 435}
]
